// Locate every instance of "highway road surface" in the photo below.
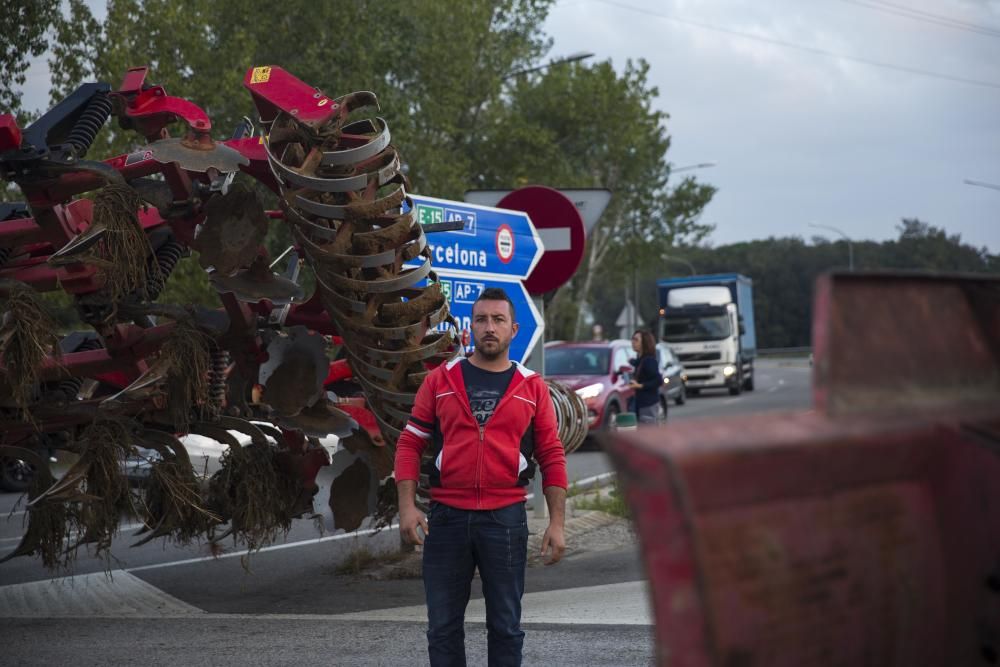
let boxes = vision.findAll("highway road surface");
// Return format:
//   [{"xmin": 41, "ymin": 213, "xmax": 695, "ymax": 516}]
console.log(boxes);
[{"xmin": 1, "ymin": 357, "xmax": 813, "ymax": 666}]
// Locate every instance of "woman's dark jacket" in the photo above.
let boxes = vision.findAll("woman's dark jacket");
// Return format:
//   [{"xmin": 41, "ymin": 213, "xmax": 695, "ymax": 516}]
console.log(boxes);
[{"xmin": 630, "ymin": 354, "xmax": 661, "ymax": 410}]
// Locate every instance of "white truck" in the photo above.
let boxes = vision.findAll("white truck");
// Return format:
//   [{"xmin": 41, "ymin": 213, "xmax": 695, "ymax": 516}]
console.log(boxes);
[{"xmin": 656, "ymin": 273, "xmax": 757, "ymax": 395}]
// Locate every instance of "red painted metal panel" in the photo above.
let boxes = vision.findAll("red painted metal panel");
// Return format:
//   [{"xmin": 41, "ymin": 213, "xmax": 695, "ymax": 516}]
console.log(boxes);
[{"xmin": 606, "ymin": 272, "xmax": 1000, "ymax": 665}]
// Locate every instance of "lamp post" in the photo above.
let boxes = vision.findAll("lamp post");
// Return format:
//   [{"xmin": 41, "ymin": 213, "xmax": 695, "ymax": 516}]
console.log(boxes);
[
  {"xmin": 964, "ymin": 179, "xmax": 1000, "ymax": 192},
  {"xmin": 670, "ymin": 161, "xmax": 717, "ymax": 175},
  {"xmin": 630, "ymin": 161, "xmax": 717, "ymax": 333},
  {"xmin": 661, "ymin": 254, "xmax": 696, "ymax": 276},
  {"xmin": 503, "ymin": 51, "xmax": 595, "ymax": 80},
  {"xmin": 809, "ymin": 223, "xmax": 854, "ymax": 271}
]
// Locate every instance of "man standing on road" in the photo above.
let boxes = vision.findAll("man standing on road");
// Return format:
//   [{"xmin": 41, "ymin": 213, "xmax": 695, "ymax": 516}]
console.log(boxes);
[{"xmin": 395, "ymin": 287, "xmax": 568, "ymax": 667}]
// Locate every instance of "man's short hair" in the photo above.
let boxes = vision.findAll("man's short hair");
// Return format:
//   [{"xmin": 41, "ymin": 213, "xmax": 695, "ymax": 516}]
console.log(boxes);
[{"xmin": 473, "ymin": 287, "xmax": 516, "ymax": 321}]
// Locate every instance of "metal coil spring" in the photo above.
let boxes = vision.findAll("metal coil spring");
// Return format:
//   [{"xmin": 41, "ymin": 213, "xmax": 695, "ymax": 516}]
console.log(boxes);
[
  {"xmin": 147, "ymin": 240, "xmax": 185, "ymax": 301},
  {"xmin": 66, "ymin": 92, "xmax": 113, "ymax": 159},
  {"xmin": 55, "ymin": 338, "xmax": 104, "ymax": 399},
  {"xmin": 546, "ymin": 379, "xmax": 590, "ymax": 454},
  {"xmin": 207, "ymin": 347, "xmax": 229, "ymax": 417}
]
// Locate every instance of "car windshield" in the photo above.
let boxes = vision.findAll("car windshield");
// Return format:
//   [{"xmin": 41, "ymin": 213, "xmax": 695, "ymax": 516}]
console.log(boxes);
[
  {"xmin": 545, "ymin": 348, "xmax": 610, "ymax": 375},
  {"xmin": 660, "ymin": 314, "xmax": 732, "ymax": 342}
]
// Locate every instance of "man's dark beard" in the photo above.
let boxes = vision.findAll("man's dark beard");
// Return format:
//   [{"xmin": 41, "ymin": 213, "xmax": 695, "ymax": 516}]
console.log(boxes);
[{"xmin": 476, "ymin": 337, "xmax": 510, "ymax": 361}]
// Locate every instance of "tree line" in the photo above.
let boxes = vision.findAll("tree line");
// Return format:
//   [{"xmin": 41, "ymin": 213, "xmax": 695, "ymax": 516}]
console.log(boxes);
[{"xmin": 586, "ymin": 219, "xmax": 999, "ymax": 349}]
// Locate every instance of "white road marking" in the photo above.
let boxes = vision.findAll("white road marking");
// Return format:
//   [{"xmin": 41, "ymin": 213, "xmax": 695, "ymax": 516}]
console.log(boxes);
[
  {"xmin": 126, "ymin": 522, "xmax": 400, "ymax": 573},
  {"xmin": 768, "ymin": 386, "xmax": 779, "ymax": 393},
  {"xmin": 0, "ymin": 569, "xmax": 204, "ymax": 618},
  {"xmin": 722, "ymin": 398, "xmax": 740, "ymax": 404},
  {"xmin": 321, "ymin": 580, "xmax": 653, "ymax": 625}
]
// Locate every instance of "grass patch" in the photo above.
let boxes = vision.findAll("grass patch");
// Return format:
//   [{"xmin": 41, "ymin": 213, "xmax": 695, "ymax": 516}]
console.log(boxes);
[
  {"xmin": 571, "ymin": 482, "xmax": 630, "ymax": 519},
  {"xmin": 333, "ymin": 546, "xmax": 411, "ymax": 577}
]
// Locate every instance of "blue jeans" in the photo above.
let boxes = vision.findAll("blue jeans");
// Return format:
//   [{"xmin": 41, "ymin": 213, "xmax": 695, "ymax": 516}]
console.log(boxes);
[{"xmin": 422, "ymin": 501, "xmax": 529, "ymax": 667}]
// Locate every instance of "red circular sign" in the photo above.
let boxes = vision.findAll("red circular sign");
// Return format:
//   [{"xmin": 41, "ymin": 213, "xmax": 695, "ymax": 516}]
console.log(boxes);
[
  {"xmin": 498, "ymin": 186, "xmax": 585, "ymax": 294},
  {"xmin": 495, "ymin": 224, "xmax": 515, "ymax": 264}
]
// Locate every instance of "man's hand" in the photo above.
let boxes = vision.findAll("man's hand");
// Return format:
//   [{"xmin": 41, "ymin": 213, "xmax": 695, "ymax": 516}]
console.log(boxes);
[
  {"xmin": 397, "ymin": 480, "xmax": 427, "ymax": 545},
  {"xmin": 540, "ymin": 522, "xmax": 566, "ymax": 565},
  {"xmin": 399, "ymin": 503, "xmax": 428, "ymax": 545}
]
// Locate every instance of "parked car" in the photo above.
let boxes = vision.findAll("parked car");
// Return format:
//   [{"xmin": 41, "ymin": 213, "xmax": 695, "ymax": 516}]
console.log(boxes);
[
  {"xmin": 656, "ymin": 342, "xmax": 687, "ymax": 410},
  {"xmin": 544, "ymin": 340, "xmax": 636, "ymax": 434}
]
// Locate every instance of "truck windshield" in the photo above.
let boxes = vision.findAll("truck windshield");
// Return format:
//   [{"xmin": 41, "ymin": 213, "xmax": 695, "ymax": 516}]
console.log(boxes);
[
  {"xmin": 660, "ymin": 314, "xmax": 732, "ymax": 342},
  {"xmin": 545, "ymin": 348, "xmax": 611, "ymax": 375}
]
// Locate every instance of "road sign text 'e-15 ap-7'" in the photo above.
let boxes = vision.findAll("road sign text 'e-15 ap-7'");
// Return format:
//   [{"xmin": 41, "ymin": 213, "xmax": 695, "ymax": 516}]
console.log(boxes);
[{"xmin": 409, "ymin": 194, "xmax": 543, "ymax": 280}]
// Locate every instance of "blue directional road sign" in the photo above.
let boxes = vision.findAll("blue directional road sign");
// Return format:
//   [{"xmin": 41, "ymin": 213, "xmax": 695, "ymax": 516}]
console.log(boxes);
[
  {"xmin": 409, "ymin": 194, "xmax": 543, "ymax": 279},
  {"xmin": 432, "ymin": 274, "xmax": 542, "ymax": 365}
]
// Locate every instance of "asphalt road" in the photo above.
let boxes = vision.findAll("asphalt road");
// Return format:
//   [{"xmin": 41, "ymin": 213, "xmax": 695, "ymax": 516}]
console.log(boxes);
[{"xmin": 1, "ymin": 357, "xmax": 813, "ymax": 666}]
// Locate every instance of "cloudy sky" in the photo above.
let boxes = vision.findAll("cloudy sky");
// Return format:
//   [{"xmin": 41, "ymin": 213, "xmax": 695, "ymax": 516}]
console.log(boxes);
[
  {"xmin": 544, "ymin": 0, "xmax": 1000, "ymax": 252},
  {"xmin": 16, "ymin": 0, "xmax": 1000, "ymax": 252}
]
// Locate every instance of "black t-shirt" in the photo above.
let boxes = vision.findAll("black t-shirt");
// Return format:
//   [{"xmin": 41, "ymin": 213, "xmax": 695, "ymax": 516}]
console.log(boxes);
[{"xmin": 461, "ymin": 359, "xmax": 517, "ymax": 426}]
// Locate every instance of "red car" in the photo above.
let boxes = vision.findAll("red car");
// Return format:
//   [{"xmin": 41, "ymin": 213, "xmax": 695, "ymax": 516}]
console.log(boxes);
[{"xmin": 544, "ymin": 340, "xmax": 636, "ymax": 432}]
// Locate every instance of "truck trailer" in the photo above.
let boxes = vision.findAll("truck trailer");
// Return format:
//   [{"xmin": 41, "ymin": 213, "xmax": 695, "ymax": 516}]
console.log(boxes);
[{"xmin": 657, "ymin": 273, "xmax": 756, "ymax": 395}]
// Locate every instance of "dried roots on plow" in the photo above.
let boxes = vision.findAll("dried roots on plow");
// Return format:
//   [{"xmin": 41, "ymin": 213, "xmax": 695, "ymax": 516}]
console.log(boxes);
[
  {"xmin": 205, "ymin": 421, "xmax": 306, "ymax": 562},
  {"xmin": 0, "ymin": 281, "xmax": 62, "ymax": 416},
  {"xmin": 264, "ymin": 92, "xmax": 457, "ymax": 521},
  {"xmin": 50, "ymin": 182, "xmax": 160, "ymax": 303},
  {"xmin": 14, "ymin": 419, "xmax": 138, "ymax": 567}
]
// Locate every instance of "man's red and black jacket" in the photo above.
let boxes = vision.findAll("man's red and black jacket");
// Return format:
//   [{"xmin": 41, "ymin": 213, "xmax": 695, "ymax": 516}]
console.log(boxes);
[{"xmin": 394, "ymin": 357, "xmax": 568, "ymax": 510}]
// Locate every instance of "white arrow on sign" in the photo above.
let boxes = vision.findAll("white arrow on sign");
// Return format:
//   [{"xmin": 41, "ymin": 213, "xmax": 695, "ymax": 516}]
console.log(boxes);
[{"xmin": 464, "ymin": 188, "xmax": 612, "ymax": 235}]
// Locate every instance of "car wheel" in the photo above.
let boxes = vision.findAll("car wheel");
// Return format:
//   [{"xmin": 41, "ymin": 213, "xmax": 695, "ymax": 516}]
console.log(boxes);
[
  {"xmin": 743, "ymin": 368, "xmax": 755, "ymax": 391},
  {"xmin": 0, "ymin": 456, "xmax": 35, "ymax": 493},
  {"xmin": 603, "ymin": 401, "xmax": 621, "ymax": 431},
  {"xmin": 675, "ymin": 385, "xmax": 686, "ymax": 406},
  {"xmin": 659, "ymin": 395, "xmax": 669, "ymax": 423}
]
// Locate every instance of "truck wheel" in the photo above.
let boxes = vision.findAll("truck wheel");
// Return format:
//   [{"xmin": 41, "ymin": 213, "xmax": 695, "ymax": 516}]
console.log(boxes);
[
  {"xmin": 728, "ymin": 369, "xmax": 743, "ymax": 396},
  {"xmin": 675, "ymin": 386, "xmax": 686, "ymax": 406},
  {"xmin": 743, "ymin": 373, "xmax": 755, "ymax": 391}
]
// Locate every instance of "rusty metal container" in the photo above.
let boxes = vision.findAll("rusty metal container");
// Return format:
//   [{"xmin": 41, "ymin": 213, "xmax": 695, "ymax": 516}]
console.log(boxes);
[{"xmin": 606, "ymin": 272, "xmax": 1000, "ymax": 666}]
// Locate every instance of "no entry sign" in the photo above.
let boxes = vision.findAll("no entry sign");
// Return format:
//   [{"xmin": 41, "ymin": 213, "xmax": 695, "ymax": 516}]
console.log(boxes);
[{"xmin": 497, "ymin": 186, "xmax": 585, "ymax": 295}]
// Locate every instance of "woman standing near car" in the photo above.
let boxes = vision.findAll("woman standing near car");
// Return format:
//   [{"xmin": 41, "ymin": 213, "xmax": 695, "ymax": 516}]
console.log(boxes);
[{"xmin": 629, "ymin": 329, "xmax": 662, "ymax": 425}]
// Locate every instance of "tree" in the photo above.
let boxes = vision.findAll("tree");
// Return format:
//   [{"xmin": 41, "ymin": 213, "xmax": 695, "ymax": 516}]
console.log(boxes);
[
  {"xmin": 14, "ymin": 0, "xmax": 714, "ymax": 325},
  {"xmin": 1, "ymin": 0, "xmax": 60, "ymax": 115},
  {"xmin": 474, "ymin": 59, "xmax": 715, "ymax": 338}
]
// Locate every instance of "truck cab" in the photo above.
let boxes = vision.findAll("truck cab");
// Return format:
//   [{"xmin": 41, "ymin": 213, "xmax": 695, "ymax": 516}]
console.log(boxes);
[{"xmin": 657, "ymin": 274, "xmax": 756, "ymax": 395}]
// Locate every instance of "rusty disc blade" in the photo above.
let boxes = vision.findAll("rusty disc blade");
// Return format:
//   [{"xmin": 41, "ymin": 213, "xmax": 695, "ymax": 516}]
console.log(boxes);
[
  {"xmin": 274, "ymin": 397, "xmax": 359, "ymax": 438},
  {"xmin": 193, "ymin": 188, "xmax": 269, "ymax": 276},
  {"xmin": 209, "ymin": 256, "xmax": 304, "ymax": 304},
  {"xmin": 258, "ymin": 327, "xmax": 328, "ymax": 416},
  {"xmin": 146, "ymin": 137, "xmax": 249, "ymax": 173}
]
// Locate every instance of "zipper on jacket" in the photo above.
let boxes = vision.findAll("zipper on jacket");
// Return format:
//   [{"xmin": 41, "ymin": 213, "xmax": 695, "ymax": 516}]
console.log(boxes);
[{"xmin": 477, "ymin": 424, "xmax": 485, "ymax": 509}]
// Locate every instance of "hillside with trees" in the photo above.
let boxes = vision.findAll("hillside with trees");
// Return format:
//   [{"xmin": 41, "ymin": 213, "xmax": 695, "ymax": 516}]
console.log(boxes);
[{"xmin": 587, "ymin": 219, "xmax": 999, "ymax": 348}]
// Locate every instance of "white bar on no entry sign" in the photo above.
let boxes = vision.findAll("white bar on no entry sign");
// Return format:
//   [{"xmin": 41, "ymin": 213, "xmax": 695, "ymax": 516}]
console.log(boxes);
[{"xmin": 538, "ymin": 227, "xmax": 571, "ymax": 252}]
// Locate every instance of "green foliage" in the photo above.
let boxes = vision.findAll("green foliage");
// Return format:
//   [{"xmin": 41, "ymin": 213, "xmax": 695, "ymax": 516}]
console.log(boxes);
[
  {"xmin": 13, "ymin": 0, "xmax": 715, "ymax": 335},
  {"xmin": 605, "ymin": 220, "xmax": 998, "ymax": 349},
  {"xmin": 1, "ymin": 0, "xmax": 60, "ymax": 115},
  {"xmin": 571, "ymin": 481, "xmax": 630, "ymax": 518}
]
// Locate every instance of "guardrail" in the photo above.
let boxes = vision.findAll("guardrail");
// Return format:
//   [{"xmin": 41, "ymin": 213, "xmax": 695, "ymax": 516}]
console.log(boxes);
[{"xmin": 756, "ymin": 346, "xmax": 811, "ymax": 357}]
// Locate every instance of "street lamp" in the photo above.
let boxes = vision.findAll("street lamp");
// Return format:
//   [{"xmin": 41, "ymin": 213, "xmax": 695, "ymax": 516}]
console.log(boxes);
[
  {"xmin": 964, "ymin": 179, "xmax": 1000, "ymax": 192},
  {"xmin": 503, "ymin": 51, "xmax": 595, "ymax": 80},
  {"xmin": 670, "ymin": 161, "xmax": 717, "ymax": 175},
  {"xmin": 809, "ymin": 223, "xmax": 854, "ymax": 271},
  {"xmin": 661, "ymin": 254, "xmax": 696, "ymax": 276}
]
